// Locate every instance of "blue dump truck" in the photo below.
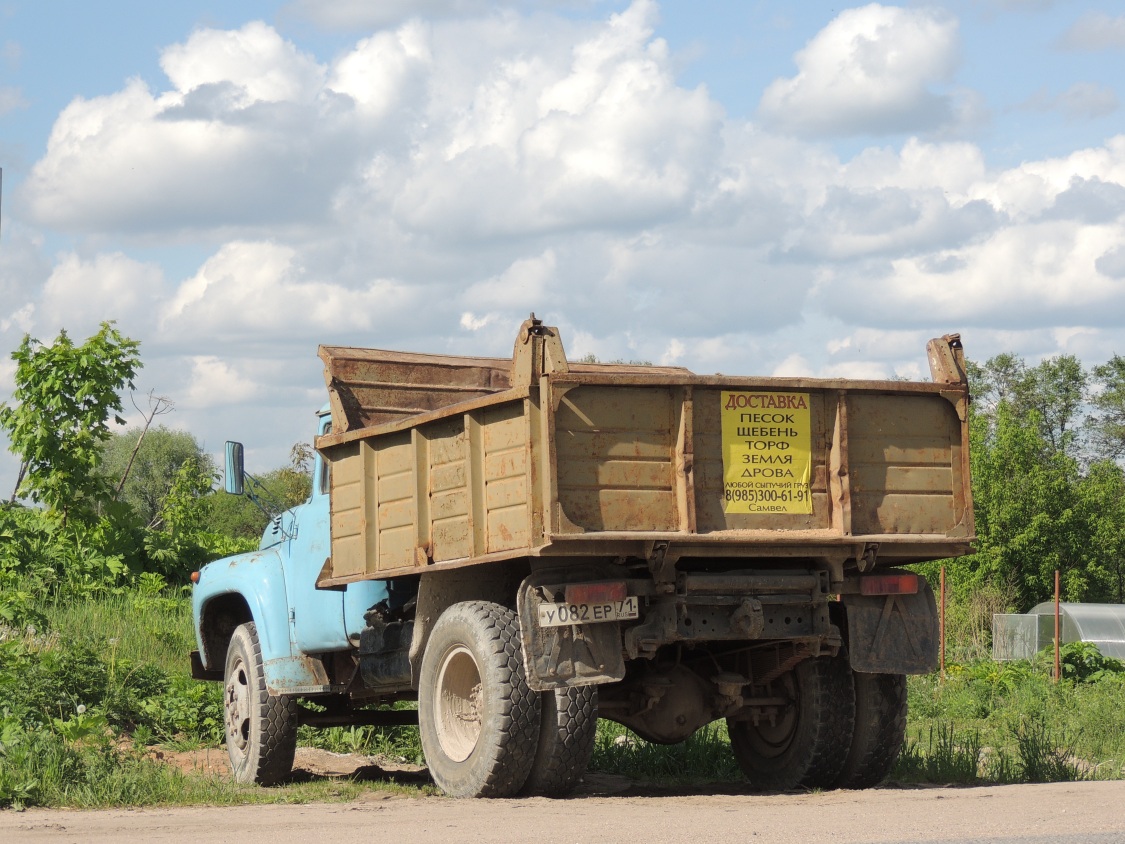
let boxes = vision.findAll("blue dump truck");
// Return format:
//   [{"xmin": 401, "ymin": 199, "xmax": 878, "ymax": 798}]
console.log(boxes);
[{"xmin": 191, "ymin": 317, "xmax": 974, "ymax": 797}]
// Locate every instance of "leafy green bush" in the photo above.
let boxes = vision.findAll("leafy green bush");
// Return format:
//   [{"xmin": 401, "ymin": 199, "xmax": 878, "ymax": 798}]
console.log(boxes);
[
  {"xmin": 0, "ymin": 629, "xmax": 219, "ymax": 744},
  {"xmin": 1054, "ymin": 641, "xmax": 1125, "ymax": 682},
  {"xmin": 901, "ymin": 651, "xmax": 1125, "ymax": 785}
]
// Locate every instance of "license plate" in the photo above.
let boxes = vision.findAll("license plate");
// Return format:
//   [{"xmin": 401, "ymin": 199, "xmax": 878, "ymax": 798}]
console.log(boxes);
[{"xmin": 538, "ymin": 596, "xmax": 639, "ymax": 628}]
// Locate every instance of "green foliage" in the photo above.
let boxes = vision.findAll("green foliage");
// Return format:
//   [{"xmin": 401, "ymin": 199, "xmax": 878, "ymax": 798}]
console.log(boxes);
[
  {"xmin": 298, "ymin": 716, "xmax": 424, "ymax": 766},
  {"xmin": 144, "ymin": 457, "xmax": 219, "ymax": 576},
  {"xmin": 590, "ymin": 721, "xmax": 740, "ymax": 782},
  {"xmin": 0, "ymin": 504, "xmax": 134, "ymax": 610},
  {"xmin": 0, "ymin": 715, "xmax": 220, "ymax": 809},
  {"xmin": 894, "ymin": 722, "xmax": 983, "ymax": 784},
  {"xmin": 98, "ymin": 426, "xmax": 214, "ymax": 528},
  {"xmin": 208, "ymin": 464, "xmax": 313, "ymax": 541},
  {"xmin": 930, "ymin": 350, "xmax": 1125, "ymax": 612},
  {"xmin": 0, "ymin": 625, "xmax": 220, "ymax": 747},
  {"xmin": 967, "ymin": 403, "xmax": 1094, "ymax": 608},
  {"xmin": 1056, "ymin": 640, "xmax": 1125, "ymax": 683},
  {"xmin": 902, "ymin": 651, "xmax": 1125, "ymax": 786},
  {"xmin": 968, "ymin": 353, "xmax": 1087, "ymax": 454},
  {"xmin": 1013, "ymin": 716, "xmax": 1083, "ymax": 783},
  {"xmin": 0, "ymin": 323, "xmax": 141, "ymax": 523},
  {"xmin": 1088, "ymin": 354, "xmax": 1125, "ymax": 461}
]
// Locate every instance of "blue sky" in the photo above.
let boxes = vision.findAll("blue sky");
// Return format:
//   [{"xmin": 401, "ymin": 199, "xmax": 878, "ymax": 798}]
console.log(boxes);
[{"xmin": 1, "ymin": 0, "xmax": 1125, "ymax": 492}]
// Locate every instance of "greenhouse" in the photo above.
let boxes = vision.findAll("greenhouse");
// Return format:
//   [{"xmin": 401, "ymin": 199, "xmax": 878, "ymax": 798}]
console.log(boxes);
[{"xmin": 992, "ymin": 602, "xmax": 1125, "ymax": 661}]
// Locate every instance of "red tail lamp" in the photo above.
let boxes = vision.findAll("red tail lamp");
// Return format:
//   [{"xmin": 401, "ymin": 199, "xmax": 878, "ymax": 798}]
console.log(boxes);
[
  {"xmin": 859, "ymin": 573, "xmax": 919, "ymax": 596},
  {"xmin": 564, "ymin": 581, "xmax": 627, "ymax": 605}
]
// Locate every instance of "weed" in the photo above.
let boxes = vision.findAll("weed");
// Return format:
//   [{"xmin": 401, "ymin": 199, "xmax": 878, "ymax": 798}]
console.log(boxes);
[
  {"xmin": 894, "ymin": 722, "xmax": 982, "ymax": 784},
  {"xmin": 589, "ymin": 721, "xmax": 741, "ymax": 783},
  {"xmin": 1013, "ymin": 716, "xmax": 1083, "ymax": 783}
]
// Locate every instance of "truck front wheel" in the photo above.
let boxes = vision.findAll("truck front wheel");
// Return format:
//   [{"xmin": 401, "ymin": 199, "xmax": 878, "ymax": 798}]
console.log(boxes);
[
  {"xmin": 223, "ymin": 622, "xmax": 298, "ymax": 785},
  {"xmin": 418, "ymin": 601, "xmax": 541, "ymax": 797},
  {"xmin": 727, "ymin": 654, "xmax": 855, "ymax": 790}
]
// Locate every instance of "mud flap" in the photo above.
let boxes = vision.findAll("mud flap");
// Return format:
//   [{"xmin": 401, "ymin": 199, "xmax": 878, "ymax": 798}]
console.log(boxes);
[
  {"xmin": 843, "ymin": 578, "xmax": 939, "ymax": 675},
  {"xmin": 517, "ymin": 569, "xmax": 627, "ymax": 692}
]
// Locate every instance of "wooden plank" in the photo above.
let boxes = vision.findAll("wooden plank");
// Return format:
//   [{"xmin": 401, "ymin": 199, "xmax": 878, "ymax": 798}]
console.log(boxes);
[
  {"xmin": 851, "ymin": 464, "xmax": 954, "ymax": 493},
  {"xmin": 559, "ymin": 489, "xmax": 677, "ymax": 532},
  {"xmin": 556, "ymin": 457, "xmax": 674, "ymax": 490}
]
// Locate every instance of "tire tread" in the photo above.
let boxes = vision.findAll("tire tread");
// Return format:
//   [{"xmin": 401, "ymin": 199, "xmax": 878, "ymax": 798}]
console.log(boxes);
[
  {"xmin": 225, "ymin": 622, "xmax": 298, "ymax": 786},
  {"xmin": 835, "ymin": 672, "xmax": 907, "ymax": 789},
  {"xmin": 419, "ymin": 601, "xmax": 540, "ymax": 798}
]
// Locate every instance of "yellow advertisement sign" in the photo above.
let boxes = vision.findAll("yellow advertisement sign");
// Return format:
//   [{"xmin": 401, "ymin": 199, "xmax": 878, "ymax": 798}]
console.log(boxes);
[{"xmin": 721, "ymin": 391, "xmax": 812, "ymax": 514}]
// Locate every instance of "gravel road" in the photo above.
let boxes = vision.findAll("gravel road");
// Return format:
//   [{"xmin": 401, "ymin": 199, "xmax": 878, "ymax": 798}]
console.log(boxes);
[{"xmin": 3, "ymin": 781, "xmax": 1125, "ymax": 844}]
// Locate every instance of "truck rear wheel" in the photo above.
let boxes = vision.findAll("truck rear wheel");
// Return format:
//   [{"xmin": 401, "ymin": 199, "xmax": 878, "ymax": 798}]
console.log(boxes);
[
  {"xmin": 727, "ymin": 654, "xmax": 854, "ymax": 791},
  {"xmin": 521, "ymin": 685, "xmax": 598, "ymax": 796},
  {"xmin": 418, "ymin": 601, "xmax": 541, "ymax": 797},
  {"xmin": 223, "ymin": 622, "xmax": 298, "ymax": 785},
  {"xmin": 835, "ymin": 671, "xmax": 907, "ymax": 788}
]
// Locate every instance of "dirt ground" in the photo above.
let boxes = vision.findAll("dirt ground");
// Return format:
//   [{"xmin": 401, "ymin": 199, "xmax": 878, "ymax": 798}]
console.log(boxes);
[
  {"xmin": 3, "ymin": 752, "xmax": 1125, "ymax": 844},
  {"xmin": 150, "ymin": 745, "xmax": 433, "ymax": 784}
]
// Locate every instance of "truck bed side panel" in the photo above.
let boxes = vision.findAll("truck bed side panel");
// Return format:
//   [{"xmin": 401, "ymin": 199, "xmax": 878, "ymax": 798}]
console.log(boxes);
[
  {"xmin": 320, "ymin": 356, "xmax": 973, "ymax": 584},
  {"xmin": 554, "ymin": 385, "xmax": 678, "ymax": 532}
]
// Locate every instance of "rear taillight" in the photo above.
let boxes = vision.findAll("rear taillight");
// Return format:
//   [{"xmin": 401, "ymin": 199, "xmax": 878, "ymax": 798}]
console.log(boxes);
[
  {"xmin": 564, "ymin": 581, "xmax": 627, "ymax": 605},
  {"xmin": 859, "ymin": 573, "xmax": 919, "ymax": 596}
]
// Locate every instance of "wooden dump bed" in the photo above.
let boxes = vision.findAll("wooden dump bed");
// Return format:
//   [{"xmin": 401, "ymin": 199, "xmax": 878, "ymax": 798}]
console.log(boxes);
[{"xmin": 315, "ymin": 320, "xmax": 973, "ymax": 586}]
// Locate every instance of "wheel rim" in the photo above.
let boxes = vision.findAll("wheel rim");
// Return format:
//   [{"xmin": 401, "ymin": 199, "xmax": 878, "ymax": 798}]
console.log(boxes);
[
  {"xmin": 434, "ymin": 644, "xmax": 482, "ymax": 763},
  {"xmin": 225, "ymin": 654, "xmax": 251, "ymax": 763},
  {"xmin": 744, "ymin": 674, "xmax": 800, "ymax": 759}
]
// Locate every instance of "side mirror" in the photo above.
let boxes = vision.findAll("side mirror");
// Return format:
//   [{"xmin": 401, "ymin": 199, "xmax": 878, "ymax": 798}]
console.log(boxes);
[{"xmin": 224, "ymin": 441, "xmax": 245, "ymax": 495}]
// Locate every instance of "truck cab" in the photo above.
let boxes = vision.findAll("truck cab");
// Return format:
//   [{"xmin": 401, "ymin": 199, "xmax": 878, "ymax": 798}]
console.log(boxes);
[{"xmin": 191, "ymin": 408, "xmax": 393, "ymax": 782}]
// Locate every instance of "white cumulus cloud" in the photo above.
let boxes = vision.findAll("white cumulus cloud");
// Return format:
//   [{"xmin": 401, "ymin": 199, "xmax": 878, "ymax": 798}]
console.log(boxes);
[
  {"xmin": 159, "ymin": 241, "xmax": 423, "ymax": 344},
  {"xmin": 8, "ymin": 1, "xmax": 1125, "ymax": 486},
  {"xmin": 40, "ymin": 252, "xmax": 166, "ymax": 338},
  {"xmin": 757, "ymin": 4, "xmax": 960, "ymax": 137}
]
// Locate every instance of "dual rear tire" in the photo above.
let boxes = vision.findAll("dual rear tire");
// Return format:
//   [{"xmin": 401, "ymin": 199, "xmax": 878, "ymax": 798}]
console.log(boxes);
[
  {"xmin": 418, "ymin": 600, "xmax": 597, "ymax": 798},
  {"xmin": 727, "ymin": 653, "xmax": 907, "ymax": 791}
]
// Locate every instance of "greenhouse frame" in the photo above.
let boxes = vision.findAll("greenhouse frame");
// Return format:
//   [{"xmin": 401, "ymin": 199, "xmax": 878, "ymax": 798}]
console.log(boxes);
[{"xmin": 992, "ymin": 602, "xmax": 1125, "ymax": 661}]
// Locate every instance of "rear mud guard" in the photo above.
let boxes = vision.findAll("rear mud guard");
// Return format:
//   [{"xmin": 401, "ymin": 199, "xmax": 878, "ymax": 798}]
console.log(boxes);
[
  {"xmin": 842, "ymin": 577, "xmax": 938, "ymax": 675},
  {"xmin": 517, "ymin": 567, "xmax": 628, "ymax": 692}
]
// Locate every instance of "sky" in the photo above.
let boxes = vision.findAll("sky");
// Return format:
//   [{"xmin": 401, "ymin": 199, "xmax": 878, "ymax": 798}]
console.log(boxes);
[{"xmin": 1, "ymin": 0, "xmax": 1125, "ymax": 492}]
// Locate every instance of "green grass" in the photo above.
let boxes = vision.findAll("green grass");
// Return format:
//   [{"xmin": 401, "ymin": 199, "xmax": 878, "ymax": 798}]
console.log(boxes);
[
  {"xmin": 589, "ymin": 720, "xmax": 741, "ymax": 784},
  {"xmin": 897, "ymin": 656, "xmax": 1125, "ymax": 785},
  {"xmin": 39, "ymin": 587, "xmax": 196, "ymax": 676},
  {"xmin": 5, "ymin": 585, "xmax": 1125, "ymax": 809}
]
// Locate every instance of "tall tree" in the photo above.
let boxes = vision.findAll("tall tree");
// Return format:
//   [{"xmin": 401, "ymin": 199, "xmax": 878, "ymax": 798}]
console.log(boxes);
[
  {"xmin": 0, "ymin": 323, "xmax": 141, "ymax": 524},
  {"xmin": 970, "ymin": 353, "xmax": 1088, "ymax": 457},
  {"xmin": 98, "ymin": 425, "xmax": 213, "ymax": 527},
  {"xmin": 1088, "ymin": 355, "xmax": 1125, "ymax": 462},
  {"xmin": 949, "ymin": 354, "xmax": 1125, "ymax": 611}
]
